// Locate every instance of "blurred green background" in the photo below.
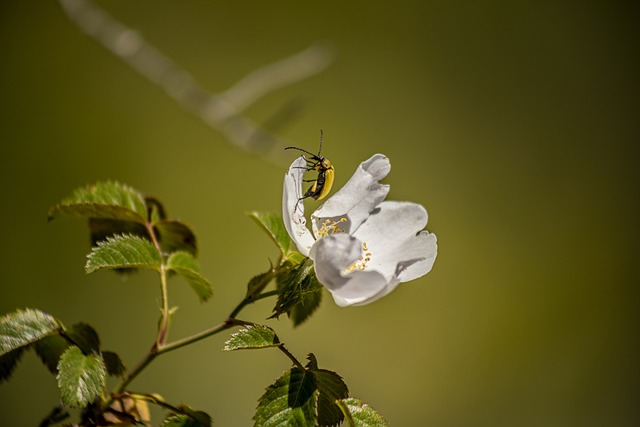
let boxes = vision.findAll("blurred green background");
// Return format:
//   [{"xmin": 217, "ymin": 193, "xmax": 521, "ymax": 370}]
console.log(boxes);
[{"xmin": 1, "ymin": 1, "xmax": 638, "ymax": 426}]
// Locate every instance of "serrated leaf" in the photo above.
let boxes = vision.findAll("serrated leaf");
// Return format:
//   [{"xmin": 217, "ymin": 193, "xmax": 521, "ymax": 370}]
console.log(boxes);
[
  {"xmin": 48, "ymin": 181, "xmax": 147, "ymax": 223},
  {"xmin": 270, "ymin": 258, "xmax": 323, "ymax": 326},
  {"xmin": 85, "ymin": 234, "xmax": 161, "ymax": 274},
  {"xmin": 166, "ymin": 251, "xmax": 213, "ymax": 302},
  {"xmin": 336, "ymin": 398, "xmax": 389, "ymax": 427},
  {"xmin": 89, "ymin": 218, "xmax": 150, "ymax": 247},
  {"xmin": 248, "ymin": 212, "xmax": 293, "ymax": 256},
  {"xmin": 246, "ymin": 267, "xmax": 277, "ymax": 298},
  {"xmin": 306, "ymin": 354, "xmax": 349, "ymax": 427},
  {"xmin": 0, "ymin": 308, "xmax": 62, "ymax": 355},
  {"xmin": 224, "ymin": 325, "xmax": 280, "ymax": 351},
  {"xmin": 103, "ymin": 351, "xmax": 126, "ymax": 377},
  {"xmin": 254, "ymin": 367, "xmax": 318, "ymax": 427},
  {"xmin": 0, "ymin": 347, "xmax": 25, "ymax": 382},
  {"xmin": 154, "ymin": 219, "xmax": 198, "ymax": 256},
  {"xmin": 34, "ymin": 334, "xmax": 71, "ymax": 373},
  {"xmin": 56, "ymin": 346, "xmax": 106, "ymax": 408},
  {"xmin": 65, "ymin": 323, "xmax": 100, "ymax": 354},
  {"xmin": 88, "ymin": 218, "xmax": 151, "ymax": 276},
  {"xmin": 290, "ymin": 280, "xmax": 322, "ymax": 327}
]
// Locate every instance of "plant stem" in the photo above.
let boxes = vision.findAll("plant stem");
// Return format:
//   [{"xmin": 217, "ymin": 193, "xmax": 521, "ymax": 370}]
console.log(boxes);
[
  {"xmin": 146, "ymin": 222, "xmax": 170, "ymax": 347},
  {"xmin": 116, "ymin": 391, "xmax": 183, "ymax": 414},
  {"xmin": 158, "ymin": 289, "xmax": 279, "ymax": 354},
  {"xmin": 114, "ymin": 348, "xmax": 157, "ymax": 395},
  {"xmin": 156, "ymin": 265, "xmax": 170, "ymax": 346},
  {"xmin": 157, "ymin": 320, "xmax": 235, "ymax": 355},
  {"xmin": 278, "ymin": 344, "xmax": 305, "ymax": 370},
  {"xmin": 111, "ymin": 288, "xmax": 280, "ymax": 398},
  {"xmin": 229, "ymin": 289, "xmax": 279, "ymax": 319},
  {"xmin": 108, "ymin": 225, "xmax": 282, "ymax": 408}
]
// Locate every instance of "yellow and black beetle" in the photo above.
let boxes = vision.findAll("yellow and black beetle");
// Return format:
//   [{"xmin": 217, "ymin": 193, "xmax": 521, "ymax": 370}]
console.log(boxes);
[{"xmin": 285, "ymin": 130, "xmax": 335, "ymax": 213}]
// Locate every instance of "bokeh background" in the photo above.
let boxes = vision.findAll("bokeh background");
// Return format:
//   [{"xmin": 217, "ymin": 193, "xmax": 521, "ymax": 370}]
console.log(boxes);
[{"xmin": 1, "ymin": 1, "xmax": 638, "ymax": 426}]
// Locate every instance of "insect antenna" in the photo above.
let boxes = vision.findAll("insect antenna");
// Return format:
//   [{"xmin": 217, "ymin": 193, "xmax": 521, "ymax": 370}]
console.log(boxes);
[
  {"xmin": 317, "ymin": 129, "xmax": 324, "ymax": 157},
  {"xmin": 284, "ymin": 146, "xmax": 317, "ymax": 157},
  {"xmin": 284, "ymin": 129, "xmax": 325, "ymax": 158}
]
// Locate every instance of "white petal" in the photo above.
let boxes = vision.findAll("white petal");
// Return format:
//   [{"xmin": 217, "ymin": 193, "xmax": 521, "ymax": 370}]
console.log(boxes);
[
  {"xmin": 394, "ymin": 231, "xmax": 437, "ymax": 283},
  {"xmin": 310, "ymin": 234, "xmax": 390, "ymax": 307},
  {"xmin": 329, "ymin": 271, "xmax": 398, "ymax": 307},
  {"xmin": 282, "ymin": 156, "xmax": 315, "ymax": 256},
  {"xmin": 312, "ymin": 154, "xmax": 390, "ymax": 235},
  {"xmin": 352, "ymin": 201, "xmax": 437, "ymax": 283}
]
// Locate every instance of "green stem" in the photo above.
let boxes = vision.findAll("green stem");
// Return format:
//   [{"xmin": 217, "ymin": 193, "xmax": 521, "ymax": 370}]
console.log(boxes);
[
  {"xmin": 157, "ymin": 320, "xmax": 235, "ymax": 355},
  {"xmin": 112, "ymin": 289, "xmax": 280, "ymax": 398},
  {"xmin": 114, "ymin": 348, "xmax": 157, "ymax": 395},
  {"xmin": 108, "ymin": 228, "xmax": 283, "ymax": 409},
  {"xmin": 278, "ymin": 344, "xmax": 305, "ymax": 370},
  {"xmin": 156, "ymin": 264, "xmax": 170, "ymax": 346},
  {"xmin": 158, "ymin": 289, "xmax": 279, "ymax": 354},
  {"xmin": 146, "ymin": 222, "xmax": 170, "ymax": 347},
  {"xmin": 229, "ymin": 289, "xmax": 279, "ymax": 319}
]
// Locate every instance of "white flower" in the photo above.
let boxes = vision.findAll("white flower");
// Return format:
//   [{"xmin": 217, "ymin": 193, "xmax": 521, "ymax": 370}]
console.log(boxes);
[{"xmin": 282, "ymin": 153, "xmax": 437, "ymax": 307}]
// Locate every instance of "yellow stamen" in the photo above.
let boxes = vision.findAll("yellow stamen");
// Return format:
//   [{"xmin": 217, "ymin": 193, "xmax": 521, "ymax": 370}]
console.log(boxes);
[
  {"xmin": 316, "ymin": 217, "xmax": 348, "ymax": 237},
  {"xmin": 346, "ymin": 241, "xmax": 373, "ymax": 273}
]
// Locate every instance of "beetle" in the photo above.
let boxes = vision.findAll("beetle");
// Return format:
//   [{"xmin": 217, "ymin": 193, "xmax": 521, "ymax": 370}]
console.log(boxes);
[{"xmin": 285, "ymin": 130, "xmax": 335, "ymax": 213}]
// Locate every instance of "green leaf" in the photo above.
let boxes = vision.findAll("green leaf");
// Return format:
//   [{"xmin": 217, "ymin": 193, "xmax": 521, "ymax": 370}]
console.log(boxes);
[
  {"xmin": 254, "ymin": 367, "xmax": 318, "ymax": 427},
  {"xmin": 146, "ymin": 196, "xmax": 168, "ymax": 223},
  {"xmin": 270, "ymin": 258, "xmax": 323, "ymax": 326},
  {"xmin": 34, "ymin": 334, "xmax": 71, "ymax": 373},
  {"xmin": 0, "ymin": 347, "xmax": 25, "ymax": 383},
  {"xmin": 85, "ymin": 234, "xmax": 161, "ymax": 274},
  {"xmin": 290, "ymin": 280, "xmax": 323, "ymax": 327},
  {"xmin": 246, "ymin": 267, "xmax": 277, "ymax": 298},
  {"xmin": 65, "ymin": 323, "xmax": 100, "ymax": 354},
  {"xmin": 161, "ymin": 412, "xmax": 211, "ymax": 427},
  {"xmin": 48, "ymin": 181, "xmax": 147, "ymax": 223},
  {"xmin": 89, "ymin": 218, "xmax": 150, "ymax": 248},
  {"xmin": 248, "ymin": 211, "xmax": 293, "ymax": 256},
  {"xmin": 56, "ymin": 346, "xmax": 106, "ymax": 408},
  {"xmin": 336, "ymin": 398, "xmax": 389, "ymax": 427},
  {"xmin": 166, "ymin": 251, "xmax": 213, "ymax": 302},
  {"xmin": 103, "ymin": 351, "xmax": 126, "ymax": 377},
  {"xmin": 180, "ymin": 406, "xmax": 212, "ymax": 427},
  {"xmin": 306, "ymin": 354, "xmax": 349, "ymax": 427},
  {"xmin": 0, "ymin": 308, "xmax": 62, "ymax": 355},
  {"xmin": 88, "ymin": 219, "xmax": 151, "ymax": 275},
  {"xmin": 154, "ymin": 219, "xmax": 198, "ymax": 256},
  {"xmin": 224, "ymin": 324, "xmax": 280, "ymax": 351}
]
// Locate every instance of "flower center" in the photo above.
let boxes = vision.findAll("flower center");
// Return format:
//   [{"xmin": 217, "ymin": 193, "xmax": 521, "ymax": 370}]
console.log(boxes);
[
  {"xmin": 346, "ymin": 241, "xmax": 372, "ymax": 272},
  {"xmin": 316, "ymin": 217, "xmax": 348, "ymax": 237},
  {"xmin": 315, "ymin": 217, "xmax": 373, "ymax": 273}
]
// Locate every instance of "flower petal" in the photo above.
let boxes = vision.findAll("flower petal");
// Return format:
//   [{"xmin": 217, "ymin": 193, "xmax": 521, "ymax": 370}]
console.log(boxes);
[
  {"xmin": 310, "ymin": 233, "xmax": 390, "ymax": 307},
  {"xmin": 329, "ymin": 270, "xmax": 399, "ymax": 307},
  {"xmin": 282, "ymin": 156, "xmax": 315, "ymax": 256},
  {"xmin": 352, "ymin": 201, "xmax": 437, "ymax": 283},
  {"xmin": 312, "ymin": 154, "xmax": 390, "ymax": 235}
]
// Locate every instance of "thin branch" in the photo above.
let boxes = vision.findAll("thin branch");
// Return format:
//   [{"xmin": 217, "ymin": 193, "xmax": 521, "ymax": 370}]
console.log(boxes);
[
  {"xmin": 58, "ymin": 0, "xmax": 333, "ymax": 164},
  {"xmin": 278, "ymin": 344, "xmax": 305, "ymax": 370}
]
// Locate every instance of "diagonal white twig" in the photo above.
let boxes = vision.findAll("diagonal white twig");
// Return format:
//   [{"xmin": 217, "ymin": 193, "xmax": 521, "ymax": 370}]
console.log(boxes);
[{"xmin": 58, "ymin": 0, "xmax": 334, "ymax": 164}]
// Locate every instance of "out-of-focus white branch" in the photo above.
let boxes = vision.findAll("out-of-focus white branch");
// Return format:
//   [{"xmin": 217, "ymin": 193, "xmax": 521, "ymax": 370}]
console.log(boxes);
[{"xmin": 58, "ymin": 0, "xmax": 333, "ymax": 164}]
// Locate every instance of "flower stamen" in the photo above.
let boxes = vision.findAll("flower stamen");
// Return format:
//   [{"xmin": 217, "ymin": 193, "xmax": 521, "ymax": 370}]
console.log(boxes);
[
  {"xmin": 316, "ymin": 217, "xmax": 348, "ymax": 238},
  {"xmin": 346, "ymin": 241, "xmax": 373, "ymax": 272}
]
